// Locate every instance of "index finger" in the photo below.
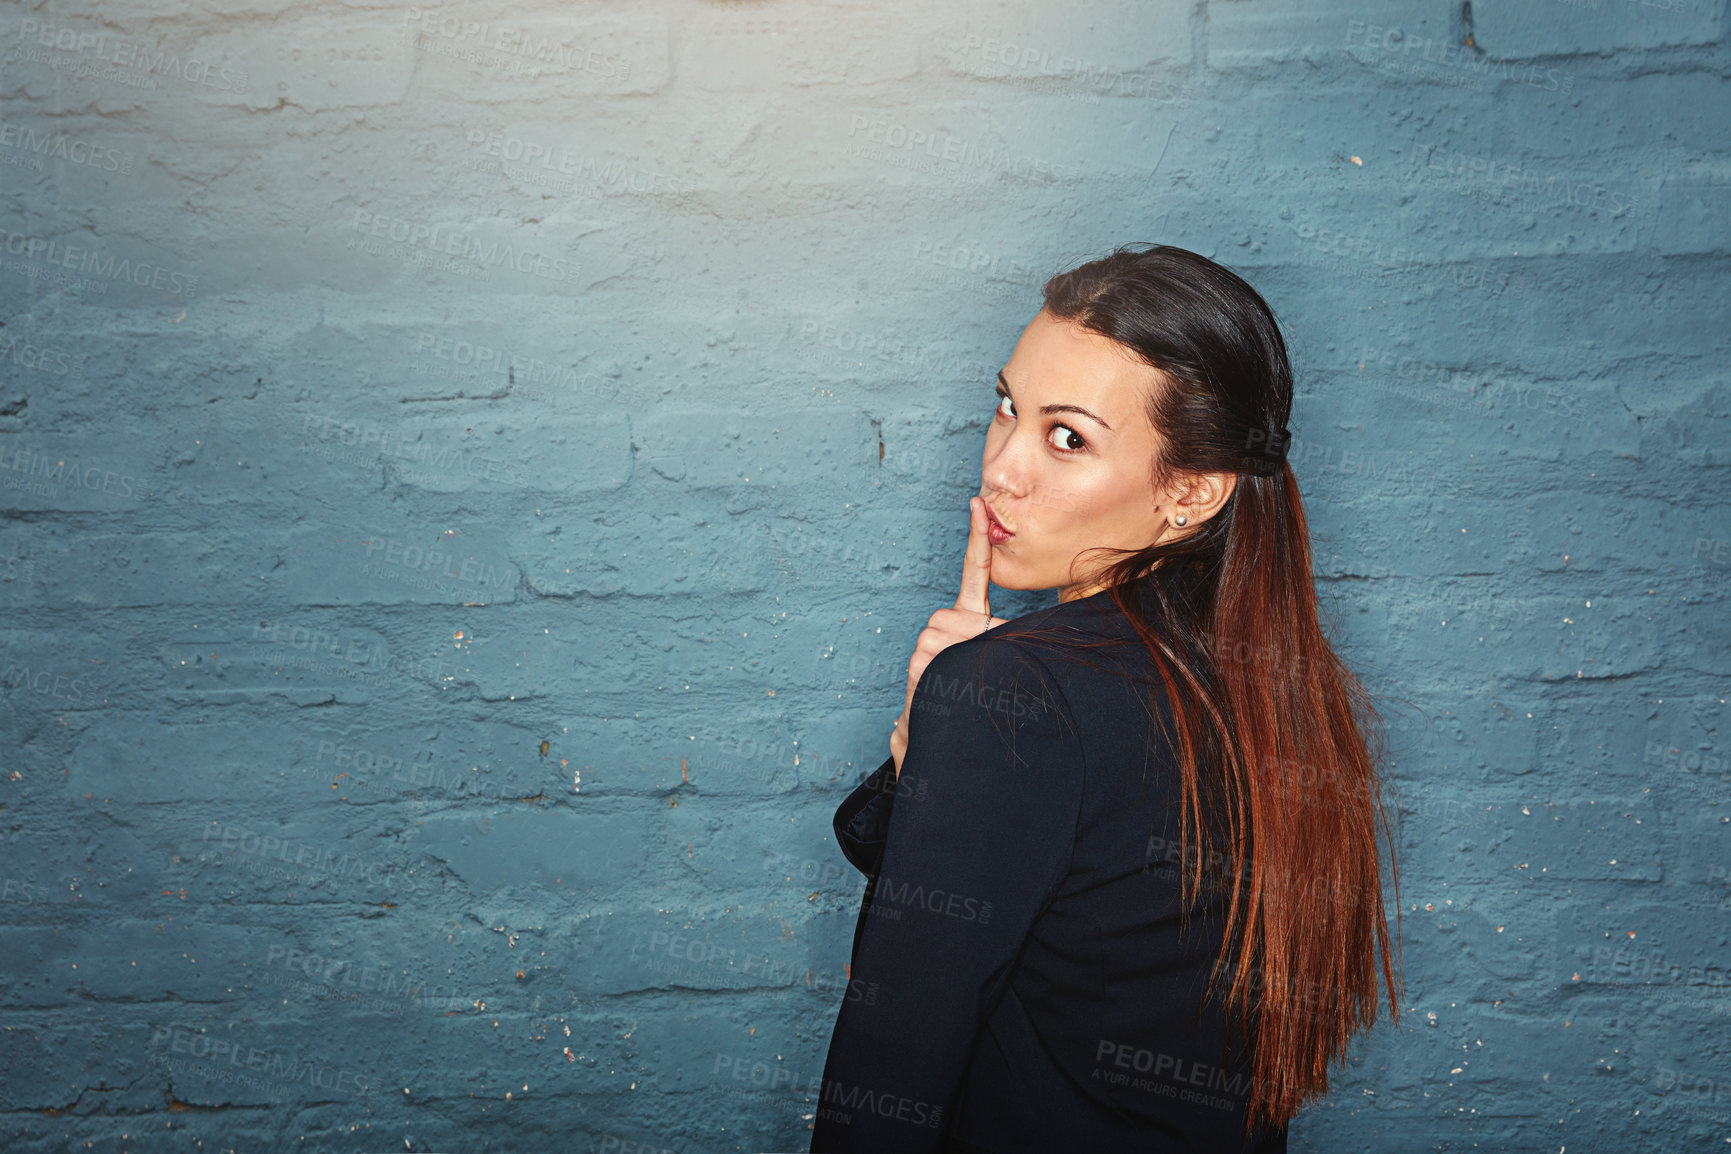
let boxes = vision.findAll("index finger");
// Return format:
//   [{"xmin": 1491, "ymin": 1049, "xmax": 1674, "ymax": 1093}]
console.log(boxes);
[{"xmin": 954, "ymin": 496, "xmax": 992, "ymax": 616}]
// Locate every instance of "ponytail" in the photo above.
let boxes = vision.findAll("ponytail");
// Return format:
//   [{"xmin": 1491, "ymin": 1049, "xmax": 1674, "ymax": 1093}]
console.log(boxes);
[{"xmin": 1200, "ymin": 462, "xmax": 1399, "ymax": 1128}]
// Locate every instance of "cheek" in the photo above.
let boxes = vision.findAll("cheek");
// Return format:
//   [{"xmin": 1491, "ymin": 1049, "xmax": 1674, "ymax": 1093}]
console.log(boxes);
[
  {"xmin": 1049, "ymin": 472, "xmax": 1159, "ymax": 544},
  {"xmin": 1033, "ymin": 473, "xmax": 1107, "ymax": 522}
]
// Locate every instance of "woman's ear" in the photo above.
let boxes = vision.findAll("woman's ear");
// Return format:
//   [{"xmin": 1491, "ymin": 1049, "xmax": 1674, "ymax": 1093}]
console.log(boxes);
[{"xmin": 1164, "ymin": 470, "xmax": 1238, "ymax": 530}]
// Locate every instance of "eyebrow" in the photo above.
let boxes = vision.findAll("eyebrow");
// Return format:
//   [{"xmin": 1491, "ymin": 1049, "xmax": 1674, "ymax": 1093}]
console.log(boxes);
[{"xmin": 998, "ymin": 371, "xmax": 1113, "ymax": 432}]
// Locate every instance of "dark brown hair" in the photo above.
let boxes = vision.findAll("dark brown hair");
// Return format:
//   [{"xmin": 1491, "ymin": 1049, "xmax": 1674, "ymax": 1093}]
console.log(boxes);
[{"xmin": 1036, "ymin": 244, "xmax": 1402, "ymax": 1132}]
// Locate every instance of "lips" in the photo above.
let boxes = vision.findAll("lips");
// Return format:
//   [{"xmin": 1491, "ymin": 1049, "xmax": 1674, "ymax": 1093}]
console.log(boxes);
[{"xmin": 983, "ymin": 503, "xmax": 1014, "ymax": 537}]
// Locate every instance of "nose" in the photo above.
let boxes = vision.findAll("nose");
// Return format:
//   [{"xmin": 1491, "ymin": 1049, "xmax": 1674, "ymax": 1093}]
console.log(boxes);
[{"xmin": 981, "ymin": 433, "xmax": 1030, "ymax": 500}]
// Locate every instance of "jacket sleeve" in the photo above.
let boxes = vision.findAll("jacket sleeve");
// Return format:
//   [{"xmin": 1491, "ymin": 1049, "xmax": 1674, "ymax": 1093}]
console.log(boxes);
[
  {"xmin": 833, "ymin": 753, "xmax": 900, "ymax": 878},
  {"xmin": 811, "ymin": 637, "xmax": 1084, "ymax": 1153}
]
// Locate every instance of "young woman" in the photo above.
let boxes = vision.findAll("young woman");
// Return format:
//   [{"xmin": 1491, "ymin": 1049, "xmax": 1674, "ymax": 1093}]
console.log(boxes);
[{"xmin": 810, "ymin": 245, "xmax": 1401, "ymax": 1153}]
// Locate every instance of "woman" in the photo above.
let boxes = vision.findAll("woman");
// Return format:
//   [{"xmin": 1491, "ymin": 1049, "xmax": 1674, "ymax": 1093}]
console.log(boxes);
[{"xmin": 809, "ymin": 245, "xmax": 1401, "ymax": 1153}]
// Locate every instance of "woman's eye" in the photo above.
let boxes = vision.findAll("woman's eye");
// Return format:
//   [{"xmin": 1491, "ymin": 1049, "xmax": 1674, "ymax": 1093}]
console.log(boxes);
[
  {"xmin": 1048, "ymin": 424, "xmax": 1086, "ymax": 453},
  {"xmin": 996, "ymin": 393, "xmax": 1014, "ymax": 419}
]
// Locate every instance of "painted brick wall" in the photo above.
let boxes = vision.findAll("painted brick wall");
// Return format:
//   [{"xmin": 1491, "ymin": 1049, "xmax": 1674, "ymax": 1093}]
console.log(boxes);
[{"xmin": 1, "ymin": 0, "xmax": 1728, "ymax": 1150}]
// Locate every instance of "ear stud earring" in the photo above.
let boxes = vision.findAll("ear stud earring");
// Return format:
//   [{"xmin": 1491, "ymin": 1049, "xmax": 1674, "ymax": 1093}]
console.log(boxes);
[{"xmin": 1174, "ymin": 514, "xmax": 1188, "ymax": 527}]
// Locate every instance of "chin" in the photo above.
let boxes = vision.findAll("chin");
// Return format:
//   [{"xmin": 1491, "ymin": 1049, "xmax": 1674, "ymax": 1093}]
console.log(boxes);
[{"xmin": 983, "ymin": 555, "xmax": 1043, "ymax": 592}]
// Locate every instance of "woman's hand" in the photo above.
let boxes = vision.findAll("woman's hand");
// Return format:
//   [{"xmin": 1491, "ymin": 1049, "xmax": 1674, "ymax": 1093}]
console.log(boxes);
[{"xmin": 891, "ymin": 496, "xmax": 1011, "ymax": 778}]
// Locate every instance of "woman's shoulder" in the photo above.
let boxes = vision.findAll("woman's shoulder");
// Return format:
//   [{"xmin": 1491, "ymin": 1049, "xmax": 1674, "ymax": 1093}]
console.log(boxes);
[
  {"xmin": 977, "ymin": 587, "xmax": 1155, "ymax": 675},
  {"xmin": 918, "ymin": 626, "xmax": 1076, "ymax": 728},
  {"xmin": 917, "ymin": 597, "xmax": 1136, "ymax": 728},
  {"xmin": 997, "ymin": 593, "xmax": 1133, "ymax": 636},
  {"xmin": 943, "ymin": 583, "xmax": 1192, "ymax": 730}
]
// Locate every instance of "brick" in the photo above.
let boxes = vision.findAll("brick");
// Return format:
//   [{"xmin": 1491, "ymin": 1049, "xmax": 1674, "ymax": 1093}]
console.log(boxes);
[
  {"xmin": 1506, "ymin": 796, "xmax": 1662, "ymax": 881},
  {"xmin": 1471, "ymin": 0, "xmax": 1724, "ymax": 56},
  {"xmin": 1208, "ymin": 3, "xmax": 1440, "ymax": 67}
]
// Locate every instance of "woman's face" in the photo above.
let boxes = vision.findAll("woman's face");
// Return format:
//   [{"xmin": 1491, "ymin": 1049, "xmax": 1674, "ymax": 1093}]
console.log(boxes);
[{"xmin": 978, "ymin": 308, "xmax": 1184, "ymax": 601}]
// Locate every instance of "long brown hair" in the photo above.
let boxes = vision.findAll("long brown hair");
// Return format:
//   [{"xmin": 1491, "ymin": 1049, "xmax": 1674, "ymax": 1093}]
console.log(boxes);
[{"xmin": 1034, "ymin": 244, "xmax": 1401, "ymax": 1132}]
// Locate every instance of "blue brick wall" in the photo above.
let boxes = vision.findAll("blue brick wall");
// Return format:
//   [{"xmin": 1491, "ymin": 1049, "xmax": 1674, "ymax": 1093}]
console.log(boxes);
[{"xmin": 1, "ymin": 0, "xmax": 1727, "ymax": 1150}]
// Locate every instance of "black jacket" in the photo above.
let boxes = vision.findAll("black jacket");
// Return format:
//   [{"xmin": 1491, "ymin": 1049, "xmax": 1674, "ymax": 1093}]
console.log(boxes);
[{"xmin": 811, "ymin": 574, "xmax": 1289, "ymax": 1153}]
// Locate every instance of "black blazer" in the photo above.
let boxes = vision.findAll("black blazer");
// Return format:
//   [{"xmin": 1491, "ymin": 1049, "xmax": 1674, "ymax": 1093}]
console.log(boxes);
[{"xmin": 810, "ymin": 573, "xmax": 1289, "ymax": 1153}]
